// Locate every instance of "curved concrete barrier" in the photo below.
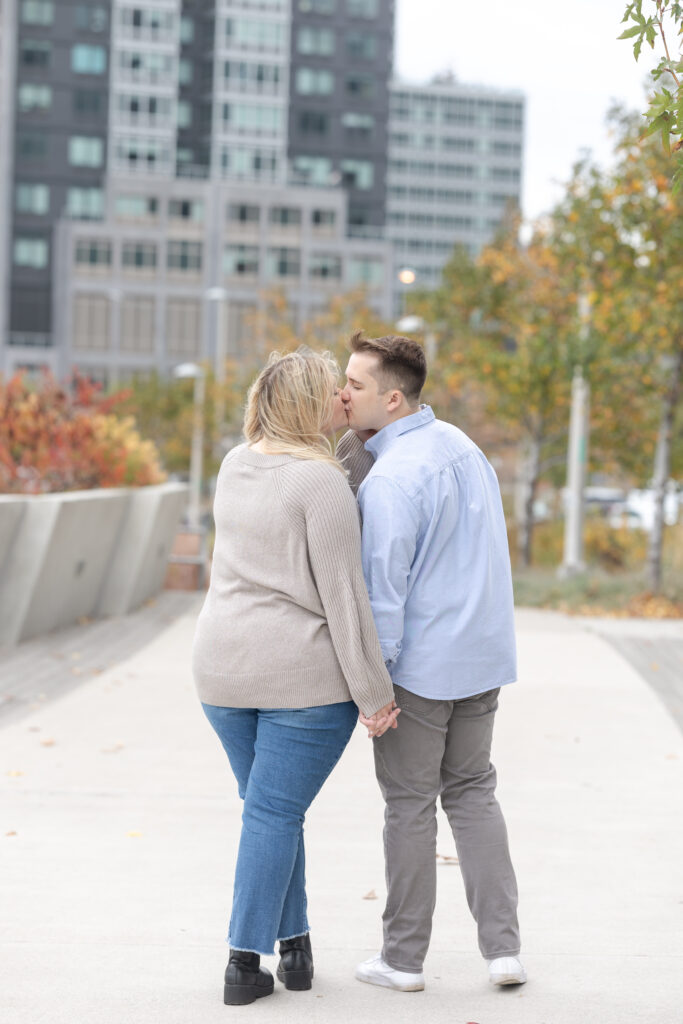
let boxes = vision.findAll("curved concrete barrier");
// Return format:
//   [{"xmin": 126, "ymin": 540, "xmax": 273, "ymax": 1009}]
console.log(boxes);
[{"xmin": 0, "ymin": 483, "xmax": 188, "ymax": 647}]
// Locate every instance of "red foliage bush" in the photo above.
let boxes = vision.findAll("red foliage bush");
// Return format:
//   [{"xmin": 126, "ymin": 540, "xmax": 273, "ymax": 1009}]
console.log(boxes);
[{"xmin": 0, "ymin": 371, "xmax": 165, "ymax": 493}]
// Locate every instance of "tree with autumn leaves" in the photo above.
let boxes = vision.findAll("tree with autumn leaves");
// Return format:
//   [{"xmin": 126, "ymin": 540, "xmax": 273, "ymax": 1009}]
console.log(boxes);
[
  {"xmin": 0, "ymin": 372, "xmax": 165, "ymax": 493},
  {"xmin": 417, "ymin": 107, "xmax": 682, "ymax": 588}
]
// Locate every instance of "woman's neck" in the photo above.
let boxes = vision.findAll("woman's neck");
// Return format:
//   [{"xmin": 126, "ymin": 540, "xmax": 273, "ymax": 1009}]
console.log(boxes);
[{"xmin": 250, "ymin": 438, "xmax": 284, "ymax": 454}]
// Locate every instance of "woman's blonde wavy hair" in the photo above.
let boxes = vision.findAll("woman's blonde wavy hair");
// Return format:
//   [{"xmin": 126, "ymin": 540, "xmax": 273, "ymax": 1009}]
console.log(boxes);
[{"xmin": 243, "ymin": 347, "xmax": 343, "ymax": 471}]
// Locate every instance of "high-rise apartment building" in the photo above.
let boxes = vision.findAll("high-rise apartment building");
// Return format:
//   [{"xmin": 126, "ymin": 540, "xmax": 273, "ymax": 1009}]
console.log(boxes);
[
  {"xmin": 0, "ymin": 1, "xmax": 524, "ymax": 380},
  {"xmin": 388, "ymin": 76, "xmax": 524, "ymax": 306}
]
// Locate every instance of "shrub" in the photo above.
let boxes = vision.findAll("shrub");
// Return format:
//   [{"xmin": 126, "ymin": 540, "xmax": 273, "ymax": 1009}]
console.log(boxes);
[{"xmin": 0, "ymin": 371, "xmax": 165, "ymax": 493}]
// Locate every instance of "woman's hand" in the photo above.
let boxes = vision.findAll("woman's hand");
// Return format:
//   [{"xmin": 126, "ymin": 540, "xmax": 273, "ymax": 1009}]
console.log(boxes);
[{"xmin": 359, "ymin": 700, "xmax": 400, "ymax": 739}]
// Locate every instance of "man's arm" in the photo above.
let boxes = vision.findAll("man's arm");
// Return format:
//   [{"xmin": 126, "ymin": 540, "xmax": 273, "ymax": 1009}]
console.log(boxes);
[
  {"xmin": 336, "ymin": 429, "xmax": 374, "ymax": 496},
  {"xmin": 358, "ymin": 475, "xmax": 419, "ymax": 669}
]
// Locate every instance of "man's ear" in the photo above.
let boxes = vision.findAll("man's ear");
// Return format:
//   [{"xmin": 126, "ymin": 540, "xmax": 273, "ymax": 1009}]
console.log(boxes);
[{"xmin": 386, "ymin": 389, "xmax": 404, "ymax": 413}]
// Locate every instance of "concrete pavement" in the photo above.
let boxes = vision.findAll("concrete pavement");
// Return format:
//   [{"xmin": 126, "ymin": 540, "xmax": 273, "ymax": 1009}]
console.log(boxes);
[{"xmin": 2, "ymin": 604, "xmax": 682, "ymax": 1024}]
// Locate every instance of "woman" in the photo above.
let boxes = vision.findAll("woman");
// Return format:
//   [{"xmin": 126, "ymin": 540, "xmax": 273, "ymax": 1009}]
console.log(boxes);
[{"xmin": 192, "ymin": 348, "xmax": 398, "ymax": 1006}]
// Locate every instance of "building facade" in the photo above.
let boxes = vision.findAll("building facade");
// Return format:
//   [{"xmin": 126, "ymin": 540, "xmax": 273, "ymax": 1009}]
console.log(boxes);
[
  {"xmin": 388, "ymin": 75, "xmax": 524, "ymax": 309},
  {"xmin": 0, "ymin": 2, "xmax": 525, "ymax": 380}
]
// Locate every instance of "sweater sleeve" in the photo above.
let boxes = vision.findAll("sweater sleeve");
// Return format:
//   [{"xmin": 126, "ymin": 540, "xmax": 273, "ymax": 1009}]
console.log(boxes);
[
  {"xmin": 335, "ymin": 429, "xmax": 375, "ymax": 496},
  {"xmin": 280, "ymin": 462, "xmax": 394, "ymax": 717}
]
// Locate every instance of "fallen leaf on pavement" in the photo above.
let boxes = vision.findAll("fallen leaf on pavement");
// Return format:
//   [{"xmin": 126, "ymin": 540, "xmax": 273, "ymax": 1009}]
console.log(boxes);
[
  {"xmin": 436, "ymin": 853, "xmax": 459, "ymax": 865},
  {"xmin": 362, "ymin": 889, "xmax": 377, "ymax": 900},
  {"xmin": 40, "ymin": 738, "xmax": 56, "ymax": 747},
  {"xmin": 7, "ymin": 770, "xmax": 24, "ymax": 777},
  {"xmin": 101, "ymin": 743, "xmax": 125, "ymax": 754},
  {"xmin": 126, "ymin": 831, "xmax": 143, "ymax": 838},
  {"xmin": 5, "ymin": 831, "xmax": 17, "ymax": 837}
]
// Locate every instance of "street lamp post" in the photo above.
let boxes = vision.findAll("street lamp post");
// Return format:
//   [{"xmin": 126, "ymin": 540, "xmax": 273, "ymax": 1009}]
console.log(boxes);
[
  {"xmin": 173, "ymin": 362, "xmax": 205, "ymax": 530},
  {"xmin": 205, "ymin": 286, "xmax": 228, "ymax": 454},
  {"xmin": 559, "ymin": 294, "xmax": 591, "ymax": 578}
]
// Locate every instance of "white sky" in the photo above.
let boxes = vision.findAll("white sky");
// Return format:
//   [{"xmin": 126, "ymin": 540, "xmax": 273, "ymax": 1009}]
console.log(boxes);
[{"xmin": 394, "ymin": 0, "xmax": 652, "ymax": 221}]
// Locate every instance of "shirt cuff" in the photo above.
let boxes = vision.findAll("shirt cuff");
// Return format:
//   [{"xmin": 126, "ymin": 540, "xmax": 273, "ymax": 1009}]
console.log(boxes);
[{"xmin": 380, "ymin": 639, "xmax": 401, "ymax": 667}]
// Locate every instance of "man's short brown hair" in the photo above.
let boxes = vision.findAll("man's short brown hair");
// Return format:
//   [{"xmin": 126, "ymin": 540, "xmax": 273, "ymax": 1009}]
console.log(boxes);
[{"xmin": 349, "ymin": 331, "xmax": 427, "ymax": 404}]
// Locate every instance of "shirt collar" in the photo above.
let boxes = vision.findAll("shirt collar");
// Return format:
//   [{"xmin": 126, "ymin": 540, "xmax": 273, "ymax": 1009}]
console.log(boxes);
[{"xmin": 365, "ymin": 405, "xmax": 435, "ymax": 458}]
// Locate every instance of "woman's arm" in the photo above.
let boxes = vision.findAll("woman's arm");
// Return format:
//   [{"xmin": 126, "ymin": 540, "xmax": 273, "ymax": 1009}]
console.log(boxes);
[{"xmin": 283, "ymin": 462, "xmax": 395, "ymax": 718}]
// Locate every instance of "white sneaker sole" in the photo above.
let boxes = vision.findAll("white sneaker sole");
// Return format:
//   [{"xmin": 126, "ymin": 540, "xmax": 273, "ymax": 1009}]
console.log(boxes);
[
  {"xmin": 490, "ymin": 972, "xmax": 527, "ymax": 986},
  {"xmin": 355, "ymin": 969, "xmax": 424, "ymax": 992}
]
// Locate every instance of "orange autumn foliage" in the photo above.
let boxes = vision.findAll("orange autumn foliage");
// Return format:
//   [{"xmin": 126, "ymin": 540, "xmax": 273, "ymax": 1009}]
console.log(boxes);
[{"xmin": 0, "ymin": 371, "xmax": 166, "ymax": 493}]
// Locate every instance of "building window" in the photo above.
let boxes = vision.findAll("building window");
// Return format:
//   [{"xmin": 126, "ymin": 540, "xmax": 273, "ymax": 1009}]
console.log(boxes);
[
  {"xmin": 75, "ymin": 239, "xmax": 112, "ymax": 267},
  {"xmin": 13, "ymin": 237, "xmax": 48, "ymax": 268},
  {"xmin": 73, "ymin": 90, "xmax": 105, "ymax": 116},
  {"xmin": 18, "ymin": 84, "xmax": 52, "ymax": 111},
  {"xmin": 20, "ymin": 40, "xmax": 51, "ymax": 68},
  {"xmin": 270, "ymin": 207, "xmax": 301, "ymax": 227},
  {"xmin": 69, "ymin": 136, "xmax": 104, "ymax": 167},
  {"xmin": 167, "ymin": 299, "xmax": 201, "ymax": 357},
  {"xmin": 298, "ymin": 111, "xmax": 329, "ymax": 135},
  {"xmin": 292, "ymin": 156, "xmax": 332, "ymax": 185},
  {"xmin": 267, "ymin": 248, "xmax": 300, "ymax": 278},
  {"xmin": 228, "ymin": 203, "xmax": 260, "ymax": 224},
  {"xmin": 341, "ymin": 112, "xmax": 375, "ymax": 138},
  {"xmin": 225, "ymin": 18, "xmax": 285, "ymax": 49},
  {"xmin": 348, "ymin": 256, "xmax": 383, "ymax": 286},
  {"xmin": 66, "ymin": 188, "xmax": 104, "ymax": 220},
  {"xmin": 120, "ymin": 6, "xmax": 174, "ymax": 36},
  {"xmin": 178, "ymin": 59, "xmax": 193, "ymax": 84},
  {"xmin": 223, "ymin": 102, "xmax": 282, "ymax": 134},
  {"xmin": 180, "ymin": 16, "xmax": 194, "ymax": 43},
  {"xmin": 341, "ymin": 159, "xmax": 374, "ymax": 189},
  {"xmin": 17, "ymin": 131, "xmax": 47, "ymax": 159},
  {"xmin": 115, "ymin": 137, "xmax": 168, "ymax": 170},
  {"xmin": 309, "ymin": 253, "xmax": 341, "ymax": 279},
  {"xmin": 345, "ymin": 73, "xmax": 374, "ymax": 98},
  {"xmin": 295, "ymin": 68, "xmax": 334, "ymax": 95},
  {"xmin": 72, "ymin": 294, "xmax": 110, "ymax": 351},
  {"xmin": 115, "ymin": 195, "xmax": 158, "ymax": 220},
  {"xmin": 347, "ymin": 0, "xmax": 378, "ymax": 17},
  {"xmin": 167, "ymin": 241, "xmax": 202, "ymax": 272},
  {"xmin": 222, "ymin": 147, "xmax": 278, "ymax": 178},
  {"xmin": 74, "ymin": 5, "xmax": 107, "ymax": 31},
  {"xmin": 118, "ymin": 50, "xmax": 173, "ymax": 80},
  {"xmin": 122, "ymin": 242, "xmax": 158, "ymax": 271},
  {"xmin": 312, "ymin": 209, "xmax": 336, "ymax": 228},
  {"xmin": 346, "ymin": 32, "xmax": 375, "ymax": 58},
  {"xmin": 120, "ymin": 297, "xmax": 155, "ymax": 353},
  {"xmin": 224, "ymin": 245, "xmax": 259, "ymax": 276},
  {"xmin": 15, "ymin": 183, "xmax": 50, "ymax": 215},
  {"xmin": 299, "ymin": 0, "xmax": 335, "ymax": 11},
  {"xmin": 297, "ymin": 27, "xmax": 335, "ymax": 56},
  {"xmin": 71, "ymin": 44, "xmax": 107, "ymax": 74},
  {"xmin": 224, "ymin": 60, "xmax": 281, "ymax": 91},
  {"xmin": 177, "ymin": 100, "xmax": 192, "ymax": 128},
  {"xmin": 21, "ymin": 1, "xmax": 54, "ymax": 25},
  {"xmin": 169, "ymin": 199, "xmax": 204, "ymax": 222}
]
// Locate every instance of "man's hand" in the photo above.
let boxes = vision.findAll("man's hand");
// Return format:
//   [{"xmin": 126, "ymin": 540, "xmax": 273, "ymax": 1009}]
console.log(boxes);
[{"xmin": 359, "ymin": 700, "xmax": 400, "ymax": 739}]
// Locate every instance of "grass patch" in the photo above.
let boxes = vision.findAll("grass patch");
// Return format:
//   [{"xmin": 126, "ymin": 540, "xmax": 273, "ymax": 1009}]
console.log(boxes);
[{"xmin": 512, "ymin": 566, "xmax": 683, "ymax": 617}]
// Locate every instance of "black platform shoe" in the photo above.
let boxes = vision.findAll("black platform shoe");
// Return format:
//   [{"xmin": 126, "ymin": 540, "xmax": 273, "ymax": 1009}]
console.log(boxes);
[
  {"xmin": 276, "ymin": 933, "xmax": 314, "ymax": 990},
  {"xmin": 224, "ymin": 949, "xmax": 274, "ymax": 1005}
]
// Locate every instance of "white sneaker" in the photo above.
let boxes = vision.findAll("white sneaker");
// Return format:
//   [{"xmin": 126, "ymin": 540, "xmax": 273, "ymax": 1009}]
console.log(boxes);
[
  {"xmin": 355, "ymin": 953, "xmax": 425, "ymax": 991},
  {"xmin": 488, "ymin": 956, "xmax": 527, "ymax": 985}
]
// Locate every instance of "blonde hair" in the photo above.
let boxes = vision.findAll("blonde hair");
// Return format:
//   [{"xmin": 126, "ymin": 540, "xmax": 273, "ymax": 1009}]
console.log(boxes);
[{"xmin": 244, "ymin": 347, "xmax": 343, "ymax": 471}]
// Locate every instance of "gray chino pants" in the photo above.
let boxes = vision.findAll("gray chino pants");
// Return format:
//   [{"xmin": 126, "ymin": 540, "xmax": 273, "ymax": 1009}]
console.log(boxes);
[{"xmin": 374, "ymin": 684, "xmax": 520, "ymax": 972}]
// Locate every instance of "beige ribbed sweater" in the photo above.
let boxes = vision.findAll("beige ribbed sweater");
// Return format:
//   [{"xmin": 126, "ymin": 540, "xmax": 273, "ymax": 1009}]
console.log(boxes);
[{"xmin": 192, "ymin": 444, "xmax": 394, "ymax": 717}]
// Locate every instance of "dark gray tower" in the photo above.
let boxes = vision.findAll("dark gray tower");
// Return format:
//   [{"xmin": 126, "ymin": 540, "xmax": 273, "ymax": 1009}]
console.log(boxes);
[
  {"xmin": 287, "ymin": 0, "xmax": 393, "ymax": 230},
  {"xmin": 9, "ymin": 0, "xmax": 112, "ymax": 349}
]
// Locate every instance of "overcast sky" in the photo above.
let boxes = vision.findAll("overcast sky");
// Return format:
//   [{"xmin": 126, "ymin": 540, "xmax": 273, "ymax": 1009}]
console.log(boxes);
[{"xmin": 394, "ymin": 0, "xmax": 651, "ymax": 221}]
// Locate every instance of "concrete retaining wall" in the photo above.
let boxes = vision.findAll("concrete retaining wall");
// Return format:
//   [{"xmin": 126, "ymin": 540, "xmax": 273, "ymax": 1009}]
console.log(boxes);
[{"xmin": 0, "ymin": 483, "xmax": 188, "ymax": 647}]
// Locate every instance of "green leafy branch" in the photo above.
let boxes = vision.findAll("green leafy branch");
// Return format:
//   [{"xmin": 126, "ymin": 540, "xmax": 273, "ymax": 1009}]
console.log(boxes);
[{"xmin": 619, "ymin": 1, "xmax": 683, "ymax": 188}]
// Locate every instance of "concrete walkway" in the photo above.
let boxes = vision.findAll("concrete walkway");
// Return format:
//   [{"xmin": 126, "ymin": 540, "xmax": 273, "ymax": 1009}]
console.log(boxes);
[{"xmin": 2, "ymin": 605, "xmax": 682, "ymax": 1024}]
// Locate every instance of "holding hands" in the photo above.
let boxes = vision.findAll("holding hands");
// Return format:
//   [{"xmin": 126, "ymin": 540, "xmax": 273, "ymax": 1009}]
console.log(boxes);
[{"xmin": 360, "ymin": 700, "xmax": 400, "ymax": 739}]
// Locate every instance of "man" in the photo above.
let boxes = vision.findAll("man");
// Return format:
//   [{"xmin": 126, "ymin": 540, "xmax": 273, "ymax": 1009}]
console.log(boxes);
[{"xmin": 337, "ymin": 331, "xmax": 525, "ymax": 992}]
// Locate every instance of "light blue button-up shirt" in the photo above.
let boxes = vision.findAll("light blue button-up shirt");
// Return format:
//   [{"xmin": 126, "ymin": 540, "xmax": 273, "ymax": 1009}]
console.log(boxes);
[{"xmin": 357, "ymin": 405, "xmax": 517, "ymax": 700}]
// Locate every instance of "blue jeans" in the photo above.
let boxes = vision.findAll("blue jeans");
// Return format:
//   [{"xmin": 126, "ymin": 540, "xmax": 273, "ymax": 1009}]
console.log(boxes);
[{"xmin": 202, "ymin": 701, "xmax": 358, "ymax": 955}]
